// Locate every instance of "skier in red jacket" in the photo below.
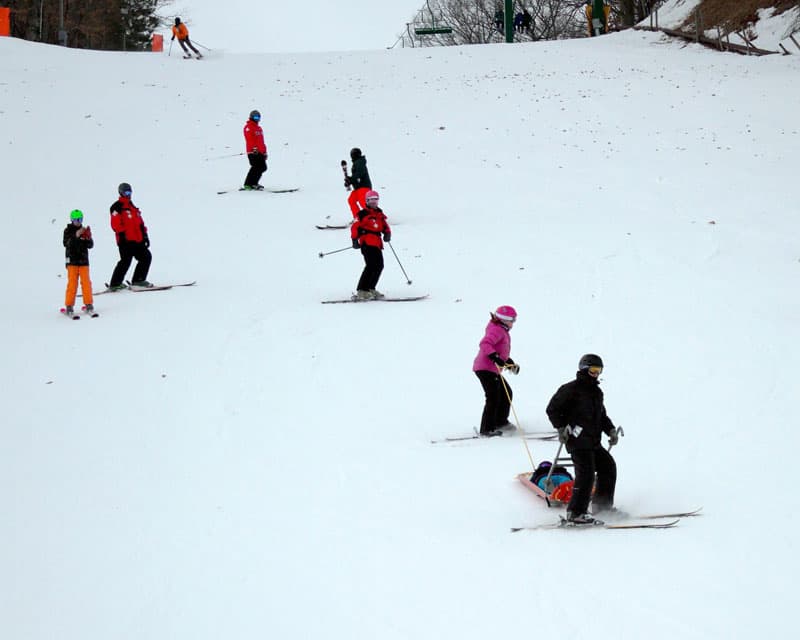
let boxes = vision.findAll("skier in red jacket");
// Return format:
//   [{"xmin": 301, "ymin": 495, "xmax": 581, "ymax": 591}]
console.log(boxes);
[
  {"xmin": 350, "ymin": 190, "xmax": 391, "ymax": 301},
  {"xmin": 243, "ymin": 109, "xmax": 267, "ymax": 190},
  {"xmin": 107, "ymin": 182, "xmax": 152, "ymax": 290}
]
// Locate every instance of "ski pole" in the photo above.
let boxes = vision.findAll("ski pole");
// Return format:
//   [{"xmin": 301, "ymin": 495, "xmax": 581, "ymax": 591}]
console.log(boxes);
[
  {"xmin": 498, "ymin": 372, "xmax": 536, "ymax": 471},
  {"xmin": 318, "ymin": 246, "xmax": 352, "ymax": 259},
  {"xmin": 543, "ymin": 441, "xmax": 563, "ymax": 496},
  {"xmin": 387, "ymin": 241, "xmax": 412, "ymax": 285},
  {"xmin": 204, "ymin": 151, "xmax": 245, "ymax": 161},
  {"xmin": 168, "ymin": 38, "xmax": 173, "ymax": 56},
  {"xmin": 192, "ymin": 40, "xmax": 212, "ymax": 51}
]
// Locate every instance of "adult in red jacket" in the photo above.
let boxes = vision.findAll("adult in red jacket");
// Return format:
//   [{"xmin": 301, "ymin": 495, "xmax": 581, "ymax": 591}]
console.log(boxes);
[
  {"xmin": 243, "ymin": 109, "xmax": 267, "ymax": 190},
  {"xmin": 108, "ymin": 182, "xmax": 152, "ymax": 290},
  {"xmin": 350, "ymin": 190, "xmax": 391, "ymax": 300}
]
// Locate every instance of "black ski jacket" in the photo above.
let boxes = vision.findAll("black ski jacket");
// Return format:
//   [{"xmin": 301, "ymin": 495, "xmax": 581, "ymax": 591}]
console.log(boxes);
[
  {"xmin": 63, "ymin": 224, "xmax": 93, "ymax": 266},
  {"xmin": 350, "ymin": 155, "xmax": 372, "ymax": 190},
  {"xmin": 546, "ymin": 370, "xmax": 615, "ymax": 451}
]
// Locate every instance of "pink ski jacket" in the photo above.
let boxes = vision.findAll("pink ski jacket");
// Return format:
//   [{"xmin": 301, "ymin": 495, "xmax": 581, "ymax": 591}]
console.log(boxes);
[{"xmin": 472, "ymin": 319, "xmax": 511, "ymax": 373}]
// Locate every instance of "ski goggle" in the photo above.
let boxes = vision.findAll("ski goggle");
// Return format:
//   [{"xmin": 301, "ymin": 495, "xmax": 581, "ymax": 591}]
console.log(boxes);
[
  {"xmin": 72, "ymin": 217, "xmax": 83, "ymax": 224},
  {"xmin": 588, "ymin": 366, "xmax": 603, "ymax": 376},
  {"xmin": 121, "ymin": 190, "xmax": 132, "ymax": 197},
  {"xmin": 251, "ymin": 114, "xmax": 261, "ymax": 121}
]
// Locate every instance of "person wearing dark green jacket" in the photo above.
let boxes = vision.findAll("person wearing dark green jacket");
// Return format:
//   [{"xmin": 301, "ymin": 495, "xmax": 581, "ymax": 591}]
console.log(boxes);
[{"xmin": 345, "ymin": 147, "xmax": 372, "ymax": 217}]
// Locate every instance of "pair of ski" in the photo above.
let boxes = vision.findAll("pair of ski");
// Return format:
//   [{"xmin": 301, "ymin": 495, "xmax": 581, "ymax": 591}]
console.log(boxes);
[
  {"xmin": 321, "ymin": 294, "xmax": 428, "ymax": 304},
  {"xmin": 510, "ymin": 507, "xmax": 703, "ymax": 532},
  {"xmin": 431, "ymin": 427, "xmax": 558, "ymax": 444},
  {"xmin": 87, "ymin": 281, "xmax": 197, "ymax": 296},
  {"xmin": 216, "ymin": 187, "xmax": 299, "ymax": 195},
  {"xmin": 60, "ymin": 305, "xmax": 99, "ymax": 320}
]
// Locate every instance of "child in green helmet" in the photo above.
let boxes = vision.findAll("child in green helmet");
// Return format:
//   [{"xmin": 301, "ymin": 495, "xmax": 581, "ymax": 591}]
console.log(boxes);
[{"xmin": 62, "ymin": 209, "xmax": 95, "ymax": 317}]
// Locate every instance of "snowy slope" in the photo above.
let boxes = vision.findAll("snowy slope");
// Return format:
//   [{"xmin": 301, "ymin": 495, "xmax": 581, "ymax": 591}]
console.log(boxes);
[{"xmin": 1, "ymin": 29, "xmax": 799, "ymax": 639}]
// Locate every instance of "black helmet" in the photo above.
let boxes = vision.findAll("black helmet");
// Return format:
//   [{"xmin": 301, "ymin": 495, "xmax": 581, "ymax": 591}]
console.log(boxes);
[
  {"xmin": 249, "ymin": 109, "xmax": 261, "ymax": 121},
  {"xmin": 175, "ymin": 17, "xmax": 181, "ymax": 25},
  {"xmin": 118, "ymin": 182, "xmax": 132, "ymax": 196},
  {"xmin": 578, "ymin": 354, "xmax": 604, "ymax": 370},
  {"xmin": 350, "ymin": 147, "xmax": 362, "ymax": 161}
]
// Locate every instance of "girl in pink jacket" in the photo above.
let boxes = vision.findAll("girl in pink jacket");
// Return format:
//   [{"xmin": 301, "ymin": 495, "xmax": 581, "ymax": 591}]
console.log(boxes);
[{"xmin": 473, "ymin": 305, "xmax": 520, "ymax": 436}]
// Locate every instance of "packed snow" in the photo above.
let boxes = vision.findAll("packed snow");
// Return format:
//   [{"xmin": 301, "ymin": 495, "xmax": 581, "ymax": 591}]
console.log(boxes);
[{"xmin": 2, "ymin": 19, "xmax": 799, "ymax": 640}]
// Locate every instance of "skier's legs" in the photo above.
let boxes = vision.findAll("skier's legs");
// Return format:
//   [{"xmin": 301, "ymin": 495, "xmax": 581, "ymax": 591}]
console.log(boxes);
[
  {"xmin": 348, "ymin": 188, "xmax": 367, "ymax": 216},
  {"xmin": 475, "ymin": 370, "xmax": 503, "ymax": 434},
  {"xmin": 245, "ymin": 153, "xmax": 266, "ymax": 187},
  {"xmin": 178, "ymin": 39, "xmax": 190, "ymax": 54},
  {"xmin": 356, "ymin": 245, "xmax": 381, "ymax": 291},
  {"xmin": 131, "ymin": 245, "xmax": 153, "ymax": 283},
  {"xmin": 109, "ymin": 243, "xmax": 135, "ymax": 287},
  {"xmin": 78, "ymin": 266, "xmax": 94, "ymax": 305},
  {"xmin": 65, "ymin": 265, "xmax": 79, "ymax": 307},
  {"xmin": 567, "ymin": 448, "xmax": 596, "ymax": 516},
  {"xmin": 184, "ymin": 38, "xmax": 201, "ymax": 55},
  {"xmin": 591, "ymin": 446, "xmax": 617, "ymax": 510},
  {"xmin": 365, "ymin": 246, "xmax": 384, "ymax": 290}
]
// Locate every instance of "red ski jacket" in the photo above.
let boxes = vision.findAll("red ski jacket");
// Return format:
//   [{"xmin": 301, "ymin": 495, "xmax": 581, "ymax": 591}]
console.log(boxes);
[
  {"xmin": 243, "ymin": 121, "xmax": 267, "ymax": 155},
  {"xmin": 110, "ymin": 196, "xmax": 148, "ymax": 244},
  {"xmin": 351, "ymin": 206, "xmax": 391, "ymax": 249}
]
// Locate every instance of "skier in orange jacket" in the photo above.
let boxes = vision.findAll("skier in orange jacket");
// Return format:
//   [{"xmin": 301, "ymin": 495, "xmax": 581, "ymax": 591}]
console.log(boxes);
[{"xmin": 171, "ymin": 17, "xmax": 202, "ymax": 59}]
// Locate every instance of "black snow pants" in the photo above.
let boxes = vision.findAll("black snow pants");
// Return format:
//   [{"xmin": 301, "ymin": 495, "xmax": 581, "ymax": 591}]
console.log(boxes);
[
  {"xmin": 356, "ymin": 245, "xmax": 384, "ymax": 291},
  {"xmin": 475, "ymin": 370, "xmax": 512, "ymax": 434},
  {"xmin": 245, "ymin": 152, "xmax": 267, "ymax": 187},
  {"xmin": 109, "ymin": 241, "xmax": 152, "ymax": 287},
  {"xmin": 567, "ymin": 446, "xmax": 616, "ymax": 516}
]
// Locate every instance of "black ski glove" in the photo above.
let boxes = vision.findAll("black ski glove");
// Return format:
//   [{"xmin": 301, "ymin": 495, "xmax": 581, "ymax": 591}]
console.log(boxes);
[
  {"xmin": 383, "ymin": 233, "xmax": 391, "ymax": 243},
  {"xmin": 488, "ymin": 353, "xmax": 506, "ymax": 367},
  {"xmin": 352, "ymin": 239, "xmax": 359, "ymax": 249}
]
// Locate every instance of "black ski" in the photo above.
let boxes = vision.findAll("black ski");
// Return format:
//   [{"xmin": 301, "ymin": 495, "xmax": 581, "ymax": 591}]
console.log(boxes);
[
  {"xmin": 322, "ymin": 295, "xmax": 428, "ymax": 304},
  {"xmin": 59, "ymin": 308, "xmax": 80, "ymax": 320},
  {"xmin": 81, "ymin": 305, "xmax": 99, "ymax": 318},
  {"xmin": 341, "ymin": 159, "xmax": 351, "ymax": 191}
]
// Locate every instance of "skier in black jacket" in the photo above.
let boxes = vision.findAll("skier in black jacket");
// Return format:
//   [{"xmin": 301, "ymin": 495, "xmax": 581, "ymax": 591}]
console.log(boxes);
[
  {"xmin": 345, "ymin": 147, "xmax": 372, "ymax": 217},
  {"xmin": 546, "ymin": 354, "xmax": 620, "ymax": 525}
]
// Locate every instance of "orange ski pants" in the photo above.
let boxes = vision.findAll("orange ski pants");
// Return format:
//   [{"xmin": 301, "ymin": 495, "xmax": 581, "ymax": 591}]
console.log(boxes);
[
  {"xmin": 65, "ymin": 265, "xmax": 93, "ymax": 306},
  {"xmin": 348, "ymin": 187, "xmax": 369, "ymax": 217}
]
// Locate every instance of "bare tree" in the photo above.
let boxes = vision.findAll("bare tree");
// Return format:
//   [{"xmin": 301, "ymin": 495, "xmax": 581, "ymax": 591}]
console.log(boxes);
[{"xmin": 405, "ymin": 0, "xmax": 593, "ymax": 47}]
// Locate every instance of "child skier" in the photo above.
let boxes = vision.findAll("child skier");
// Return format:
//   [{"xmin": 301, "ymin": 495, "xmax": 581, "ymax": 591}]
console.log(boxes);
[
  {"xmin": 350, "ymin": 190, "xmax": 391, "ymax": 300},
  {"xmin": 472, "ymin": 306, "xmax": 520, "ymax": 436},
  {"xmin": 62, "ymin": 209, "xmax": 94, "ymax": 316}
]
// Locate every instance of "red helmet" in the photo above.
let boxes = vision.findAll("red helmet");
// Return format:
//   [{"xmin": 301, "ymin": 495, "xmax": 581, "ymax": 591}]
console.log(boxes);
[{"xmin": 365, "ymin": 190, "xmax": 380, "ymax": 206}]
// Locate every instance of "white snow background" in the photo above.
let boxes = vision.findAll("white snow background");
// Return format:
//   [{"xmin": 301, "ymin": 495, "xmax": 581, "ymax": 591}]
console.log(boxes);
[{"xmin": 2, "ymin": 12, "xmax": 800, "ymax": 640}]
